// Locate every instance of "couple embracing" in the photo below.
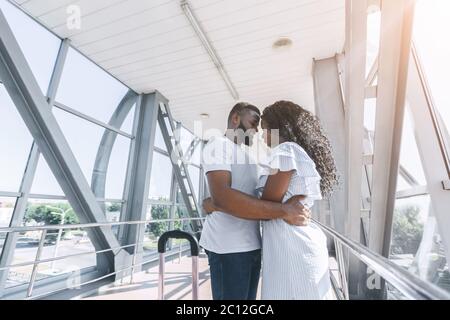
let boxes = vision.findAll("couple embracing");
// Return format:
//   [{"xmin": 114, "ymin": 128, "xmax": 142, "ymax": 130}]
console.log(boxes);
[{"xmin": 200, "ymin": 101, "xmax": 338, "ymax": 300}]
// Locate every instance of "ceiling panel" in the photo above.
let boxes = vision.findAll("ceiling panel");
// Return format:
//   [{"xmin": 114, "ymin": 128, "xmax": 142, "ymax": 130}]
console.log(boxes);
[{"xmin": 10, "ymin": 0, "xmax": 345, "ymax": 132}]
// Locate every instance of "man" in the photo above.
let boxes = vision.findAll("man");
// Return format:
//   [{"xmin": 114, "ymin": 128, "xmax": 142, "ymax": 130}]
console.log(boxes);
[{"xmin": 200, "ymin": 102, "xmax": 310, "ymax": 300}]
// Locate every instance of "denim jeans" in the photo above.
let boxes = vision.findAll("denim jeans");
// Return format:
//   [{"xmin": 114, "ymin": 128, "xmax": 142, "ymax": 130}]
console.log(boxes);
[{"xmin": 205, "ymin": 249, "xmax": 261, "ymax": 300}]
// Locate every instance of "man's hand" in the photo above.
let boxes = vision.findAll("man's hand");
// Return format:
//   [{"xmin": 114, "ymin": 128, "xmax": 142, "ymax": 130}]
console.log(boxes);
[
  {"xmin": 282, "ymin": 195, "xmax": 311, "ymax": 226},
  {"xmin": 202, "ymin": 197, "xmax": 217, "ymax": 215}
]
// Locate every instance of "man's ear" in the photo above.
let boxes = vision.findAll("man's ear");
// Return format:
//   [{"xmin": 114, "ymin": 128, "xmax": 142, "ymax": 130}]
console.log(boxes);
[{"xmin": 231, "ymin": 112, "xmax": 240, "ymax": 128}]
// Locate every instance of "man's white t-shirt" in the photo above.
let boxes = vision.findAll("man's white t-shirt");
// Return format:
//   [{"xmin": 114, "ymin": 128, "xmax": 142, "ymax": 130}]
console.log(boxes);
[{"xmin": 200, "ymin": 136, "xmax": 262, "ymax": 254}]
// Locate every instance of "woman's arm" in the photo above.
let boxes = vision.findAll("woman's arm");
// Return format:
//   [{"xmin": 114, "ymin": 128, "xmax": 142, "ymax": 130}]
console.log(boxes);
[
  {"xmin": 261, "ymin": 170, "xmax": 310, "ymax": 225},
  {"xmin": 261, "ymin": 170, "xmax": 294, "ymax": 203}
]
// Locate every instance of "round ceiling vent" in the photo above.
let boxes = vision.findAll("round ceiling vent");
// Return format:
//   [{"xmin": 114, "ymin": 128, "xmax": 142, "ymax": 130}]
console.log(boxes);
[{"xmin": 272, "ymin": 37, "xmax": 293, "ymax": 49}]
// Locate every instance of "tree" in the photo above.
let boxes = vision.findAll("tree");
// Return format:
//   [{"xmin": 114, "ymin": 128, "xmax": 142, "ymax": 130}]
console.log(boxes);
[
  {"xmin": 107, "ymin": 203, "xmax": 121, "ymax": 212},
  {"xmin": 390, "ymin": 205, "xmax": 424, "ymax": 255},
  {"xmin": 147, "ymin": 203, "xmax": 182, "ymax": 238},
  {"xmin": 24, "ymin": 203, "xmax": 79, "ymax": 237}
]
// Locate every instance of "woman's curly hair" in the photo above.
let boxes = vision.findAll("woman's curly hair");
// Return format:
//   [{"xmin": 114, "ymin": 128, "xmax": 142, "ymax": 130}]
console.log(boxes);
[{"xmin": 261, "ymin": 101, "xmax": 338, "ymax": 197}]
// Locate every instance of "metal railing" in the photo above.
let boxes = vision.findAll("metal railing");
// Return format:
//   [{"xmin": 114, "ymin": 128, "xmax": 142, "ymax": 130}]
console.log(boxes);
[
  {"xmin": 313, "ymin": 219, "xmax": 450, "ymax": 300},
  {"xmin": 1, "ymin": 216, "xmax": 450, "ymax": 300},
  {"xmin": 0, "ymin": 217, "xmax": 205, "ymax": 299}
]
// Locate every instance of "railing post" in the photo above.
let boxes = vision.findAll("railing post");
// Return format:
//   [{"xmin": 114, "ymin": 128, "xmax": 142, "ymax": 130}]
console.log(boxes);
[
  {"xmin": 26, "ymin": 230, "xmax": 47, "ymax": 298},
  {"xmin": 335, "ymin": 239, "xmax": 350, "ymax": 300}
]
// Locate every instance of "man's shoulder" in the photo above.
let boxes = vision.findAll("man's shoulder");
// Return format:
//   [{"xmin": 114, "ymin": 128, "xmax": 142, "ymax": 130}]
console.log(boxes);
[
  {"xmin": 202, "ymin": 136, "xmax": 234, "ymax": 168},
  {"xmin": 203, "ymin": 135, "xmax": 234, "ymax": 155},
  {"xmin": 205, "ymin": 135, "xmax": 231, "ymax": 147}
]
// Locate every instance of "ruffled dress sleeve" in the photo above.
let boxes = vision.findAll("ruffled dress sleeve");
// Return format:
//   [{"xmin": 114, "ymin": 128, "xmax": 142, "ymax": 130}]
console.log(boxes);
[{"xmin": 256, "ymin": 143, "xmax": 322, "ymax": 203}]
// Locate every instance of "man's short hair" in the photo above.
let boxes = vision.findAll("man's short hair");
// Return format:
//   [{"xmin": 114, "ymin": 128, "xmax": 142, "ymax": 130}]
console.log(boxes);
[{"xmin": 227, "ymin": 102, "xmax": 261, "ymax": 123}]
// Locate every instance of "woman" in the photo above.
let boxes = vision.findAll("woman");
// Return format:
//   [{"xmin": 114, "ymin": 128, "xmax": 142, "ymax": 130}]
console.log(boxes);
[{"xmin": 256, "ymin": 100, "xmax": 338, "ymax": 300}]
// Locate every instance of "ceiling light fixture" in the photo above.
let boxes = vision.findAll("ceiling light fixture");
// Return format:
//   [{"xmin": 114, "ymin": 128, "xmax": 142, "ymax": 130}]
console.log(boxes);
[
  {"xmin": 272, "ymin": 37, "xmax": 293, "ymax": 49},
  {"xmin": 181, "ymin": 0, "xmax": 239, "ymax": 101}
]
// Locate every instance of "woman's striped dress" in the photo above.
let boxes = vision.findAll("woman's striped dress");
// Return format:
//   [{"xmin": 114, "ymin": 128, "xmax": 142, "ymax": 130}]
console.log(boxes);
[{"xmin": 256, "ymin": 142, "xmax": 334, "ymax": 300}]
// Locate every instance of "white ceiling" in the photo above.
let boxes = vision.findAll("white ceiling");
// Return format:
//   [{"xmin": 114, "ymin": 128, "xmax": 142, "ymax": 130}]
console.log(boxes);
[{"xmin": 12, "ymin": 0, "xmax": 345, "ymax": 132}]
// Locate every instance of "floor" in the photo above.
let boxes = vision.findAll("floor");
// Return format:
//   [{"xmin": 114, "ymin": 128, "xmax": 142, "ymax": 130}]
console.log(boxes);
[
  {"xmin": 80, "ymin": 252, "xmax": 216, "ymax": 300},
  {"xmin": 78, "ymin": 252, "xmax": 338, "ymax": 300}
]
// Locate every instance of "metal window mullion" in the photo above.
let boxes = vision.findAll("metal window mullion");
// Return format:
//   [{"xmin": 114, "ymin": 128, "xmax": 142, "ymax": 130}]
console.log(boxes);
[{"xmin": 53, "ymin": 101, "xmax": 134, "ymax": 139}]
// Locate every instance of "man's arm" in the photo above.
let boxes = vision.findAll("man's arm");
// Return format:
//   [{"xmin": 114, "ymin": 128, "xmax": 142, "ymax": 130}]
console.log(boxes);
[{"xmin": 206, "ymin": 170, "xmax": 308, "ymax": 224}]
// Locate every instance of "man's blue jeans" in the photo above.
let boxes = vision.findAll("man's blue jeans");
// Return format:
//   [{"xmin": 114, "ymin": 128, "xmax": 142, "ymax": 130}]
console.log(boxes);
[{"xmin": 205, "ymin": 249, "xmax": 261, "ymax": 300}]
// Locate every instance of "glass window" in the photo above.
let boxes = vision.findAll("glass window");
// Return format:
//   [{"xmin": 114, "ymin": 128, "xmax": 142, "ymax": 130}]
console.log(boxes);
[
  {"xmin": 105, "ymin": 135, "xmax": 131, "ymax": 200},
  {"xmin": 0, "ymin": 85, "xmax": 33, "ymax": 192},
  {"xmin": 188, "ymin": 165, "xmax": 200, "ymax": 199},
  {"xmin": 119, "ymin": 104, "xmax": 135, "ymax": 135},
  {"xmin": 104, "ymin": 201, "xmax": 122, "ymax": 237},
  {"xmin": 143, "ymin": 204, "xmax": 172, "ymax": 253},
  {"xmin": 398, "ymin": 105, "xmax": 427, "ymax": 187},
  {"xmin": 53, "ymin": 108, "xmax": 108, "ymax": 188},
  {"xmin": 31, "ymin": 155, "xmax": 64, "ymax": 196},
  {"xmin": 180, "ymin": 126, "xmax": 201, "ymax": 165},
  {"xmin": 154, "ymin": 122, "xmax": 167, "ymax": 151},
  {"xmin": 55, "ymin": 48, "xmax": 129, "ymax": 123},
  {"xmin": 0, "ymin": 0, "xmax": 60, "ymax": 93},
  {"xmin": 389, "ymin": 195, "xmax": 449, "ymax": 293},
  {"xmin": 364, "ymin": 98, "xmax": 377, "ymax": 132},
  {"xmin": 31, "ymin": 109, "xmax": 132, "ymax": 197},
  {"xmin": 396, "ymin": 175, "xmax": 411, "ymax": 192},
  {"xmin": 180, "ymin": 126, "xmax": 194, "ymax": 154},
  {"xmin": 413, "ymin": 0, "xmax": 450, "ymax": 159},
  {"xmin": 0, "ymin": 197, "xmax": 15, "ymax": 228},
  {"xmin": 148, "ymin": 153, "xmax": 172, "ymax": 201},
  {"xmin": 6, "ymin": 199, "xmax": 96, "ymax": 289},
  {"xmin": 366, "ymin": 9, "xmax": 381, "ymax": 77},
  {"xmin": 0, "ymin": 197, "xmax": 16, "ymax": 256}
]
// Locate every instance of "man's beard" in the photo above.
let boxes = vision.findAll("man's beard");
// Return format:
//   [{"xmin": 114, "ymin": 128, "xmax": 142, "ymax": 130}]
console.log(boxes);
[{"xmin": 237, "ymin": 122, "xmax": 255, "ymax": 146}]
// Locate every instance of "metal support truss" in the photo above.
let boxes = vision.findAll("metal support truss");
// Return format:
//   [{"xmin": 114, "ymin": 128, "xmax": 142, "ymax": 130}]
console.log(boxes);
[{"xmin": 0, "ymin": 9, "xmax": 125, "ymax": 277}]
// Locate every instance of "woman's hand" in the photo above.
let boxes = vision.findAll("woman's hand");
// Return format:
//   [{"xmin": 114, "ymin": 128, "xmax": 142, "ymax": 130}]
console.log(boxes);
[{"xmin": 202, "ymin": 197, "xmax": 217, "ymax": 214}]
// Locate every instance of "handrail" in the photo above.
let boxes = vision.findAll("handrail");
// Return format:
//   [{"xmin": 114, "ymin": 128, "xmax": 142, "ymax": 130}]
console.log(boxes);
[
  {"xmin": 0, "ymin": 217, "xmax": 205, "ymax": 271},
  {"xmin": 0, "ymin": 216, "xmax": 205, "ymax": 299},
  {"xmin": 25, "ymin": 243, "xmax": 194, "ymax": 300},
  {"xmin": 2, "ymin": 216, "xmax": 449, "ymax": 300},
  {"xmin": 313, "ymin": 219, "xmax": 450, "ymax": 300},
  {"xmin": 0, "ymin": 217, "xmax": 204, "ymax": 234}
]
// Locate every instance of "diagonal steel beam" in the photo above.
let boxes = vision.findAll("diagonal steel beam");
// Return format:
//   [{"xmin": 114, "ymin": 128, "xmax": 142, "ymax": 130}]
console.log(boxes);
[{"xmin": 0, "ymin": 8, "xmax": 122, "ymax": 274}]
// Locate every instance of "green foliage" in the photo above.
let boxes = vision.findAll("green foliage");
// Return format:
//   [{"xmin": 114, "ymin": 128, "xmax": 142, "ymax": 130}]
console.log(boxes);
[
  {"xmin": 106, "ymin": 203, "xmax": 121, "ymax": 212},
  {"xmin": 24, "ymin": 203, "xmax": 79, "ymax": 236},
  {"xmin": 390, "ymin": 205, "xmax": 424, "ymax": 255},
  {"xmin": 147, "ymin": 204, "xmax": 182, "ymax": 238}
]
